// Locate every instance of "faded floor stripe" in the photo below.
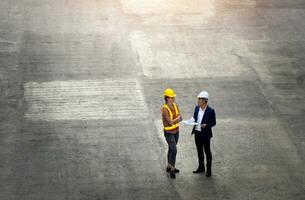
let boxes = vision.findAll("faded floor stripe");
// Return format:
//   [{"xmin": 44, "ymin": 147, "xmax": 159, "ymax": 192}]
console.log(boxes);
[{"xmin": 24, "ymin": 79, "xmax": 148, "ymax": 121}]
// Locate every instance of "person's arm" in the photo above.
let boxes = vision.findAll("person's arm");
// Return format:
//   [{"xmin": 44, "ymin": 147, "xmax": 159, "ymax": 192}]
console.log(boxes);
[
  {"xmin": 172, "ymin": 105, "xmax": 182, "ymax": 123},
  {"xmin": 162, "ymin": 107, "xmax": 174, "ymax": 125},
  {"xmin": 201, "ymin": 109, "xmax": 216, "ymax": 128},
  {"xmin": 207, "ymin": 109, "xmax": 216, "ymax": 128},
  {"xmin": 172, "ymin": 115, "xmax": 181, "ymax": 124}
]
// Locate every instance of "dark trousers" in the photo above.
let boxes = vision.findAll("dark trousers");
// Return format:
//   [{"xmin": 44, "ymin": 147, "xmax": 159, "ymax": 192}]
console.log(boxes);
[
  {"xmin": 194, "ymin": 130, "xmax": 212, "ymax": 172},
  {"xmin": 164, "ymin": 132, "xmax": 179, "ymax": 167}
]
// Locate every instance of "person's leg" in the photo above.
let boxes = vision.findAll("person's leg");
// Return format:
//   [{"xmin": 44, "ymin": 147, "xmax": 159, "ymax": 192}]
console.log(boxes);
[
  {"xmin": 174, "ymin": 132, "xmax": 179, "ymax": 144},
  {"xmin": 164, "ymin": 133, "xmax": 172, "ymax": 169},
  {"xmin": 203, "ymin": 137, "xmax": 212, "ymax": 176},
  {"xmin": 171, "ymin": 132, "xmax": 180, "ymax": 172},
  {"xmin": 167, "ymin": 145, "xmax": 171, "ymax": 168},
  {"xmin": 164, "ymin": 133, "xmax": 177, "ymax": 178},
  {"xmin": 194, "ymin": 133, "xmax": 205, "ymax": 169},
  {"xmin": 164, "ymin": 133, "xmax": 177, "ymax": 168}
]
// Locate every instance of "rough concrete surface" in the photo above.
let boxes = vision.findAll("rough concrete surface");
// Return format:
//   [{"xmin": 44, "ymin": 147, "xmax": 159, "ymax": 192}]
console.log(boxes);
[{"xmin": 1, "ymin": 0, "xmax": 305, "ymax": 199}]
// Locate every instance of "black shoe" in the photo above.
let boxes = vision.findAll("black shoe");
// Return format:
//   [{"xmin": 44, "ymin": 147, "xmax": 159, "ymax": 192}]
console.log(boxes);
[
  {"xmin": 166, "ymin": 167, "xmax": 180, "ymax": 173},
  {"xmin": 193, "ymin": 167, "xmax": 205, "ymax": 174},
  {"xmin": 170, "ymin": 170, "xmax": 176, "ymax": 179},
  {"xmin": 206, "ymin": 171, "xmax": 212, "ymax": 177}
]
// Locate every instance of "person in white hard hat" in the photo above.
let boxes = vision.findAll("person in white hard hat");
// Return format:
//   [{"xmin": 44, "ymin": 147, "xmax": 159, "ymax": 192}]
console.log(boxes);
[{"xmin": 190, "ymin": 91, "xmax": 216, "ymax": 177}]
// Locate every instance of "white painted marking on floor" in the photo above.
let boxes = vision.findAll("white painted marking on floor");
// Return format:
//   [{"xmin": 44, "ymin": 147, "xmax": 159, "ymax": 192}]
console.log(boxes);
[
  {"xmin": 130, "ymin": 31, "xmax": 250, "ymax": 79},
  {"xmin": 0, "ymin": 38, "xmax": 16, "ymax": 52},
  {"xmin": 24, "ymin": 79, "xmax": 148, "ymax": 121},
  {"xmin": 154, "ymin": 119, "xmax": 167, "ymax": 146},
  {"xmin": 121, "ymin": 0, "xmax": 214, "ymax": 15},
  {"xmin": 227, "ymin": 0, "xmax": 256, "ymax": 7}
]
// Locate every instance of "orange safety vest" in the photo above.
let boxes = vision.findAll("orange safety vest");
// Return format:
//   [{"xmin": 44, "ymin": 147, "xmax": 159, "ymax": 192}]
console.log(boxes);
[{"xmin": 163, "ymin": 103, "xmax": 179, "ymax": 131}]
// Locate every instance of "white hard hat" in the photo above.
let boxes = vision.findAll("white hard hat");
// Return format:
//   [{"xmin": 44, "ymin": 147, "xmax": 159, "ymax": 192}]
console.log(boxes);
[{"xmin": 197, "ymin": 91, "xmax": 209, "ymax": 99}]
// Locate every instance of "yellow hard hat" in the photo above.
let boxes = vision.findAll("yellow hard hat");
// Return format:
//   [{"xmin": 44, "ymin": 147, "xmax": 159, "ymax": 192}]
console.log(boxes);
[{"xmin": 164, "ymin": 88, "xmax": 176, "ymax": 97}]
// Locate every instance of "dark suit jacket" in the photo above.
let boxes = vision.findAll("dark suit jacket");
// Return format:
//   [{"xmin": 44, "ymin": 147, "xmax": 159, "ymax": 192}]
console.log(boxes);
[{"xmin": 191, "ymin": 105, "xmax": 216, "ymax": 138}]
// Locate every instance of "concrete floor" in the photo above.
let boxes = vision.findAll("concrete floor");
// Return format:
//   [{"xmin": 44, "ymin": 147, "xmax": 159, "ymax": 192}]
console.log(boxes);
[{"xmin": 1, "ymin": 0, "xmax": 305, "ymax": 199}]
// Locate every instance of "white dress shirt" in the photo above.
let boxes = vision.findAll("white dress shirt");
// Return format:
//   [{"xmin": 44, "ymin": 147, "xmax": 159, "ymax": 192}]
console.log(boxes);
[{"xmin": 195, "ymin": 106, "xmax": 207, "ymax": 131}]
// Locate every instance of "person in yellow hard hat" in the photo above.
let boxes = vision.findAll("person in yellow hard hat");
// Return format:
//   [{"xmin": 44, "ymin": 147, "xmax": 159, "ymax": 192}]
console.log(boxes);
[{"xmin": 161, "ymin": 88, "xmax": 182, "ymax": 179}]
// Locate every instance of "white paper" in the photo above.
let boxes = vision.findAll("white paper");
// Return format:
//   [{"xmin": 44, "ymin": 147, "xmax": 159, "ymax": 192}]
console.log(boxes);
[{"xmin": 182, "ymin": 118, "xmax": 199, "ymax": 125}]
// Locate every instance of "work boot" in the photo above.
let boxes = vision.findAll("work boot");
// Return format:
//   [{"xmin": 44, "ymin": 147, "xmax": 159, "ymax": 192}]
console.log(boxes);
[
  {"xmin": 206, "ymin": 170, "xmax": 212, "ymax": 177},
  {"xmin": 170, "ymin": 170, "xmax": 176, "ymax": 179},
  {"xmin": 166, "ymin": 167, "xmax": 180, "ymax": 173},
  {"xmin": 193, "ymin": 166, "xmax": 205, "ymax": 174}
]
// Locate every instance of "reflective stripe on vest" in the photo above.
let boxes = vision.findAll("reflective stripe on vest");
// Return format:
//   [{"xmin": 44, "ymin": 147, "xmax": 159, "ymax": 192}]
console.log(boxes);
[{"xmin": 163, "ymin": 103, "xmax": 179, "ymax": 131}]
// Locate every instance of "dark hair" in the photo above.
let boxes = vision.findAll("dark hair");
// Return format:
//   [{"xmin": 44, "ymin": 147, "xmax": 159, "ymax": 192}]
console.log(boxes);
[{"xmin": 164, "ymin": 96, "xmax": 170, "ymax": 102}]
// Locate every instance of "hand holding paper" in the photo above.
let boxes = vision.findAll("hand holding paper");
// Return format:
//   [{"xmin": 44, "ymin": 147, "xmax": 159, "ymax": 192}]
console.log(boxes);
[{"xmin": 182, "ymin": 117, "xmax": 199, "ymax": 125}]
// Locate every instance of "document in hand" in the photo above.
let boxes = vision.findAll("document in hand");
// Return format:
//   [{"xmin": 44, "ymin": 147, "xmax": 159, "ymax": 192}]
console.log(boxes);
[{"xmin": 181, "ymin": 118, "xmax": 199, "ymax": 126}]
